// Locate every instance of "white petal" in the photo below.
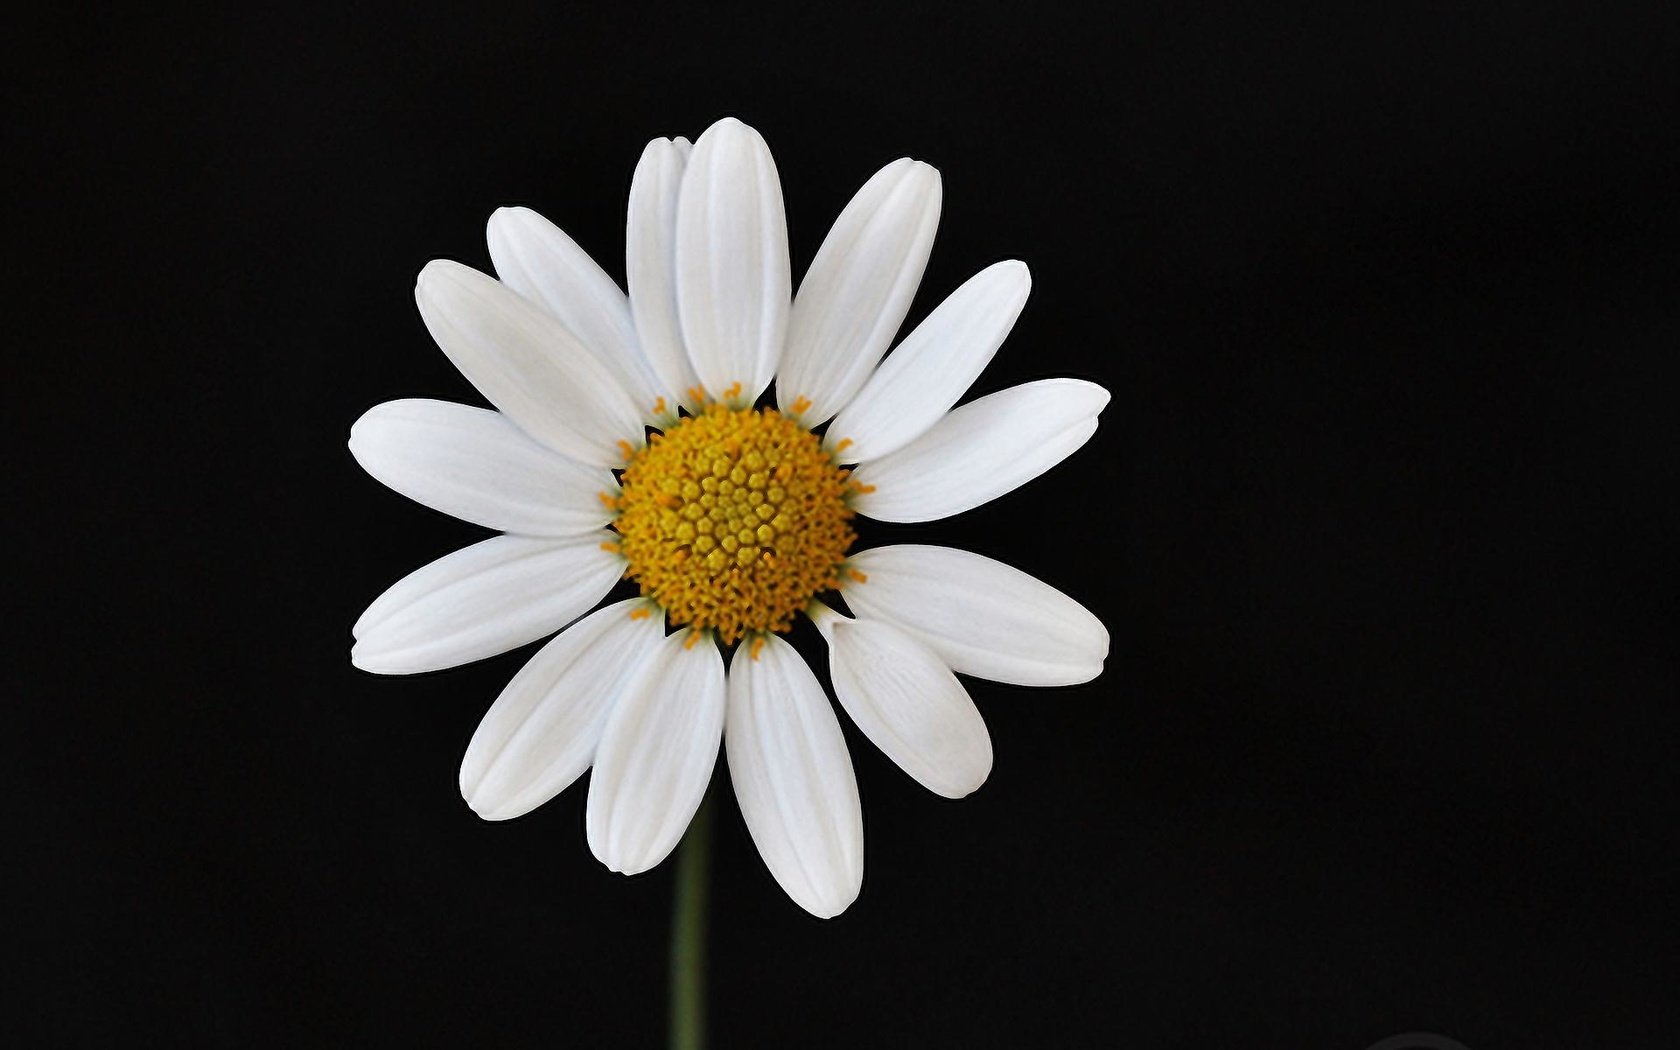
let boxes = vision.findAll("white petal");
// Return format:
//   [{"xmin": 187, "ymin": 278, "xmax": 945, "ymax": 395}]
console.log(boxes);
[
  {"xmin": 351, "ymin": 534, "xmax": 624, "ymax": 675},
  {"xmin": 460, "ymin": 600, "xmax": 666, "ymax": 821},
  {"xmin": 777, "ymin": 158, "xmax": 941, "ymax": 425},
  {"xmin": 842, "ymin": 545, "xmax": 1107, "ymax": 686},
  {"xmin": 826, "ymin": 261, "xmax": 1031, "ymax": 462},
  {"xmin": 850, "ymin": 379, "xmax": 1109, "ymax": 523},
  {"xmin": 487, "ymin": 206, "xmax": 665, "ymax": 418},
  {"xmin": 415, "ymin": 259, "xmax": 645, "ymax": 466},
  {"xmin": 725, "ymin": 636, "xmax": 863, "ymax": 918},
  {"xmin": 675, "ymin": 117, "xmax": 790, "ymax": 406},
  {"xmin": 626, "ymin": 136, "xmax": 703, "ymax": 413},
  {"xmin": 814, "ymin": 610, "xmax": 991, "ymax": 799},
  {"xmin": 587, "ymin": 632, "xmax": 726, "ymax": 874},
  {"xmin": 349, "ymin": 399, "xmax": 616, "ymax": 536}
]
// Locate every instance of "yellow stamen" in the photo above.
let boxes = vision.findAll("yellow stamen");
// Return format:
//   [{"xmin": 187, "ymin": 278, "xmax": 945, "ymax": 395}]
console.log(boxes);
[
  {"xmin": 789, "ymin": 395, "xmax": 813, "ymax": 416},
  {"xmin": 653, "ymin": 396, "xmax": 667, "ymax": 416},
  {"xmin": 683, "ymin": 630, "xmax": 702, "ymax": 650},
  {"xmin": 600, "ymin": 541, "xmax": 621, "ymax": 553},
  {"xmin": 628, "ymin": 607, "xmax": 651, "ymax": 621},
  {"xmin": 616, "ymin": 439, "xmax": 636, "ymax": 461},
  {"xmin": 833, "ymin": 437, "xmax": 853, "ymax": 454},
  {"xmin": 610, "ymin": 403, "xmax": 857, "ymax": 644},
  {"xmin": 845, "ymin": 568, "xmax": 868, "ymax": 584},
  {"xmin": 687, "ymin": 384, "xmax": 708, "ymax": 405},
  {"xmin": 750, "ymin": 636, "xmax": 766, "ymax": 661}
]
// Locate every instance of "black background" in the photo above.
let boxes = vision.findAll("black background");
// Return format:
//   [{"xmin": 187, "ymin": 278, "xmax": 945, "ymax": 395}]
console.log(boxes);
[{"xmin": 13, "ymin": 4, "xmax": 1678, "ymax": 1047}]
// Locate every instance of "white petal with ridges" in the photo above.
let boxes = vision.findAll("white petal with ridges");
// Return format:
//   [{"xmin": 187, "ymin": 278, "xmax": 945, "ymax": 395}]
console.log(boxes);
[
  {"xmin": 460, "ymin": 601, "xmax": 665, "ymax": 821},
  {"xmin": 627, "ymin": 136, "xmax": 702, "ymax": 412},
  {"xmin": 778, "ymin": 158, "xmax": 941, "ymax": 425},
  {"xmin": 826, "ymin": 261, "xmax": 1031, "ymax": 462},
  {"xmin": 487, "ymin": 206, "xmax": 664, "ymax": 417},
  {"xmin": 351, "ymin": 534, "xmax": 624, "ymax": 675},
  {"xmin": 843, "ymin": 545, "xmax": 1107, "ymax": 686},
  {"xmin": 349, "ymin": 399, "xmax": 616, "ymax": 536},
  {"xmin": 675, "ymin": 117, "xmax": 790, "ymax": 405},
  {"xmin": 415, "ymin": 259, "xmax": 645, "ymax": 466},
  {"xmin": 726, "ymin": 636, "xmax": 863, "ymax": 918},
  {"xmin": 587, "ymin": 632, "xmax": 726, "ymax": 875},
  {"xmin": 813, "ymin": 608, "xmax": 992, "ymax": 799},
  {"xmin": 851, "ymin": 378, "xmax": 1109, "ymax": 523}
]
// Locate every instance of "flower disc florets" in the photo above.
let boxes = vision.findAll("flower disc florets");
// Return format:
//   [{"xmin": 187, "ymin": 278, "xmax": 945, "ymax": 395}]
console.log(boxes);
[{"xmin": 611, "ymin": 402, "xmax": 858, "ymax": 644}]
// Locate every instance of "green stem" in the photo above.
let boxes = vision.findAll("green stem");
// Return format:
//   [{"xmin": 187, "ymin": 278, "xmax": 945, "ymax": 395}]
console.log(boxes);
[{"xmin": 669, "ymin": 788, "xmax": 712, "ymax": 1050}]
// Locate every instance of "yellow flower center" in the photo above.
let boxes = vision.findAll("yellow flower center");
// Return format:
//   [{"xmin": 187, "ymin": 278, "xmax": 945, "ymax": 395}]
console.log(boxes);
[{"xmin": 610, "ymin": 401, "xmax": 860, "ymax": 645}]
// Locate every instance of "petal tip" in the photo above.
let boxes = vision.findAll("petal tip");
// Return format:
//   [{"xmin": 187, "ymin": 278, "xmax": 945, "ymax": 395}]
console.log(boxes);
[
  {"xmin": 416, "ymin": 257, "xmax": 454, "ymax": 283},
  {"xmin": 348, "ymin": 640, "xmax": 378, "ymax": 672},
  {"xmin": 349, "ymin": 642, "xmax": 414, "ymax": 677},
  {"xmin": 468, "ymin": 802, "xmax": 519, "ymax": 823},
  {"xmin": 698, "ymin": 115, "xmax": 767, "ymax": 150},
  {"xmin": 415, "ymin": 257, "xmax": 473, "ymax": 299},
  {"xmin": 938, "ymin": 766, "xmax": 992, "ymax": 800},
  {"xmin": 487, "ymin": 204, "xmax": 547, "ymax": 238},
  {"xmin": 600, "ymin": 849, "xmax": 657, "ymax": 877},
  {"xmin": 800, "ymin": 892, "xmax": 858, "ymax": 920}
]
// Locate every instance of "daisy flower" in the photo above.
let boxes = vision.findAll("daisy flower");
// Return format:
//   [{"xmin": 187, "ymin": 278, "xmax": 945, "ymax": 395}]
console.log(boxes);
[{"xmin": 350, "ymin": 117, "xmax": 1109, "ymax": 918}]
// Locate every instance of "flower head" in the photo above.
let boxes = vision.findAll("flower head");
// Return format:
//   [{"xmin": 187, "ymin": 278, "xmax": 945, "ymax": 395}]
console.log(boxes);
[{"xmin": 351, "ymin": 117, "xmax": 1109, "ymax": 917}]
